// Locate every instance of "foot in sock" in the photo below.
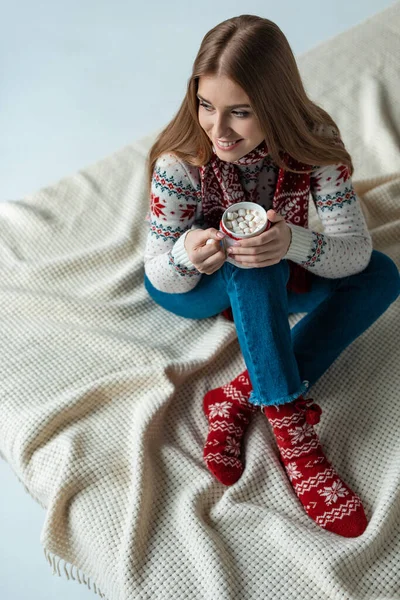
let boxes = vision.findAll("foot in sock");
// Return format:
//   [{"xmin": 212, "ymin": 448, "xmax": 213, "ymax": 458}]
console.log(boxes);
[
  {"xmin": 203, "ymin": 371, "xmax": 258, "ymax": 486},
  {"xmin": 263, "ymin": 396, "xmax": 368, "ymax": 537}
]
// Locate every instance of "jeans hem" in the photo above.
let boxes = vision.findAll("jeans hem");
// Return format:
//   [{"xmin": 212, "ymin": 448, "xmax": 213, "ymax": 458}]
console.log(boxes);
[{"xmin": 248, "ymin": 380, "xmax": 310, "ymax": 407}]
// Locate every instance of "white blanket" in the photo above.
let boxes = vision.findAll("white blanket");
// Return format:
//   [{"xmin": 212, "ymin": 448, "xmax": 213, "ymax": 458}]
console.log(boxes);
[{"xmin": 1, "ymin": 3, "xmax": 400, "ymax": 599}]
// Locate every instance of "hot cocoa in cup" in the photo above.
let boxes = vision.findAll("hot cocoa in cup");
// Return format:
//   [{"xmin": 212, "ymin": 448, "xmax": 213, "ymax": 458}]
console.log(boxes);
[{"xmin": 219, "ymin": 201, "xmax": 271, "ymax": 269}]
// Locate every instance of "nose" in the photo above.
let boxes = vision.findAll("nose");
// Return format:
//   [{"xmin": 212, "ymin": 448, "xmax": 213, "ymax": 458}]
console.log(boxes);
[{"xmin": 212, "ymin": 113, "xmax": 234, "ymax": 139}]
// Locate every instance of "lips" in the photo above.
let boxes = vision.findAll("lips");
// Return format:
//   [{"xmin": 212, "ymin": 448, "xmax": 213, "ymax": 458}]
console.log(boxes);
[{"xmin": 215, "ymin": 139, "xmax": 243, "ymax": 150}]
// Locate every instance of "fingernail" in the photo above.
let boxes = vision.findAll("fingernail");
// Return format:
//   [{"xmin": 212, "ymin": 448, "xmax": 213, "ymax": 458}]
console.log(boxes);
[
  {"xmin": 233, "ymin": 241, "xmax": 241, "ymax": 246},
  {"xmin": 217, "ymin": 232, "xmax": 225, "ymax": 238}
]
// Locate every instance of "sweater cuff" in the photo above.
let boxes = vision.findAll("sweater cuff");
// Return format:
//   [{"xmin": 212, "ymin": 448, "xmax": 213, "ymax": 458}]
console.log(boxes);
[
  {"xmin": 170, "ymin": 225, "xmax": 203, "ymax": 270},
  {"xmin": 283, "ymin": 224, "xmax": 314, "ymax": 263}
]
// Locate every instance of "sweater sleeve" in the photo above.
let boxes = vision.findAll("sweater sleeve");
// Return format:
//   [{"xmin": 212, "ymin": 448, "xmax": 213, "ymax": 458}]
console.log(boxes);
[
  {"xmin": 283, "ymin": 162, "xmax": 373, "ymax": 278},
  {"xmin": 143, "ymin": 153, "xmax": 205, "ymax": 293}
]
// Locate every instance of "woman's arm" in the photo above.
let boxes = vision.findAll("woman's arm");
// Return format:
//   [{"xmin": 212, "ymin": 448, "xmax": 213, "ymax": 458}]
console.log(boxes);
[
  {"xmin": 283, "ymin": 162, "xmax": 373, "ymax": 278},
  {"xmin": 143, "ymin": 154, "xmax": 204, "ymax": 293}
]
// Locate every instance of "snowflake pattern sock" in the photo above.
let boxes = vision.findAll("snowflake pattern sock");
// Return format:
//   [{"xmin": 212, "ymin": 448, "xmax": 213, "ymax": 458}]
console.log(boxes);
[
  {"xmin": 263, "ymin": 396, "xmax": 368, "ymax": 537},
  {"xmin": 203, "ymin": 371, "xmax": 258, "ymax": 486}
]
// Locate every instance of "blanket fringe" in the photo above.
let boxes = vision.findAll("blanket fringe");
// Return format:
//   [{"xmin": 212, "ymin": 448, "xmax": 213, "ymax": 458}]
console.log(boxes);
[{"xmin": 43, "ymin": 547, "xmax": 108, "ymax": 599}]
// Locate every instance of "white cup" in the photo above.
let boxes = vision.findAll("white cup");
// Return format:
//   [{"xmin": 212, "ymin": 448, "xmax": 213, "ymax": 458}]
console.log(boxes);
[{"xmin": 219, "ymin": 202, "xmax": 271, "ymax": 268}]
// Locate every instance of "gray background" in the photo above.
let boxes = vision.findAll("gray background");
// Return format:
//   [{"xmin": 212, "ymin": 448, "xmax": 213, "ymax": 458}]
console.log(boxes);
[{"xmin": 0, "ymin": 1, "xmax": 397, "ymax": 598}]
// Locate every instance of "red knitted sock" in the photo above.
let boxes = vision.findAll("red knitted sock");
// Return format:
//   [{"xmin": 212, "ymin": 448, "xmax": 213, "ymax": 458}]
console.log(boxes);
[
  {"xmin": 263, "ymin": 396, "xmax": 367, "ymax": 537},
  {"xmin": 203, "ymin": 371, "xmax": 258, "ymax": 485}
]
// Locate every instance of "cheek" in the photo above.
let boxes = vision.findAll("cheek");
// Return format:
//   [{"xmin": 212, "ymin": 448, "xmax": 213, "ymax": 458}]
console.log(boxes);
[
  {"xmin": 243, "ymin": 122, "xmax": 259, "ymax": 137},
  {"xmin": 198, "ymin": 112, "xmax": 213, "ymax": 132}
]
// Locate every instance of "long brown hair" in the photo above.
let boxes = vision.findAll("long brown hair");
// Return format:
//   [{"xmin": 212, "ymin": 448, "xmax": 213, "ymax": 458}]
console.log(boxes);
[{"xmin": 146, "ymin": 14, "xmax": 353, "ymax": 199}]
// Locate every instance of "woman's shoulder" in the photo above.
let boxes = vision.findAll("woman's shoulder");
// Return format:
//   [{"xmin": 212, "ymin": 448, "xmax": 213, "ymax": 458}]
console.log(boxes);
[
  {"xmin": 154, "ymin": 152, "xmax": 201, "ymax": 190},
  {"xmin": 155, "ymin": 151, "xmax": 199, "ymax": 172},
  {"xmin": 155, "ymin": 151, "xmax": 182, "ymax": 169}
]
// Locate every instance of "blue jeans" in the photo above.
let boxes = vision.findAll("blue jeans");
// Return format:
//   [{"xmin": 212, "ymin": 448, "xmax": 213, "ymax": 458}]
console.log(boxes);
[{"xmin": 144, "ymin": 250, "xmax": 400, "ymax": 407}]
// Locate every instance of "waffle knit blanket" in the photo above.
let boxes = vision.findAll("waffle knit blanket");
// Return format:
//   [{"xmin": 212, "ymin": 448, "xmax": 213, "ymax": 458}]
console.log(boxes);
[{"xmin": 1, "ymin": 3, "xmax": 400, "ymax": 599}]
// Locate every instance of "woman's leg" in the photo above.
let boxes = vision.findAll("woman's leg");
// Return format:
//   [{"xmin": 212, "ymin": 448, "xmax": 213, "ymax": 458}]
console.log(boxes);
[
  {"xmin": 145, "ymin": 259, "xmax": 311, "ymax": 406},
  {"xmin": 144, "ymin": 267, "xmax": 231, "ymax": 319},
  {"xmin": 225, "ymin": 259, "xmax": 310, "ymax": 406},
  {"xmin": 144, "ymin": 259, "xmax": 313, "ymax": 488},
  {"xmin": 288, "ymin": 249, "xmax": 400, "ymax": 389},
  {"xmin": 226, "ymin": 249, "xmax": 399, "ymax": 406},
  {"xmin": 262, "ymin": 250, "xmax": 399, "ymax": 536},
  {"xmin": 145, "ymin": 249, "xmax": 400, "ymax": 406},
  {"xmin": 144, "ymin": 267, "xmax": 257, "ymax": 486},
  {"xmin": 144, "ymin": 253, "xmax": 400, "ymax": 535}
]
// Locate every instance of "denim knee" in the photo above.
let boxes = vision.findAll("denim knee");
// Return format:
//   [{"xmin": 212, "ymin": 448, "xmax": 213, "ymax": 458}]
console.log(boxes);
[{"xmin": 368, "ymin": 250, "xmax": 400, "ymax": 303}]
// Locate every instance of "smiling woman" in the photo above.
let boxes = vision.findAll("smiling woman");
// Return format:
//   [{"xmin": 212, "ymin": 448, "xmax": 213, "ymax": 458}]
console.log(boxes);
[{"xmin": 142, "ymin": 13, "xmax": 400, "ymax": 539}]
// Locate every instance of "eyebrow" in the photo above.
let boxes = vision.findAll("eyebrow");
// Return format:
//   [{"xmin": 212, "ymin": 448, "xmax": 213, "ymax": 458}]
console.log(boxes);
[{"xmin": 196, "ymin": 94, "xmax": 251, "ymax": 109}]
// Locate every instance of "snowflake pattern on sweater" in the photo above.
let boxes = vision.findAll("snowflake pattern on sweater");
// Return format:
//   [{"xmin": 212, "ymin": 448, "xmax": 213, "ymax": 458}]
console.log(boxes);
[{"xmin": 143, "ymin": 151, "xmax": 372, "ymax": 293}]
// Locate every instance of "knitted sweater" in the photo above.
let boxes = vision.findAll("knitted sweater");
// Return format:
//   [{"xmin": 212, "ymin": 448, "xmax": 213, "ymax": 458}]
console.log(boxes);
[{"xmin": 143, "ymin": 152, "xmax": 373, "ymax": 294}]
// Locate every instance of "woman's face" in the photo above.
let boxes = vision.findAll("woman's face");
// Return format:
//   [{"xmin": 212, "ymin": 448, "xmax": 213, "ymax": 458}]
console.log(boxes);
[{"xmin": 197, "ymin": 75, "xmax": 265, "ymax": 161}]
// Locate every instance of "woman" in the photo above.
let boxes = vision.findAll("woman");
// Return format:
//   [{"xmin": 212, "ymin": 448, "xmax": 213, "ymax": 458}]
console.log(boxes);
[{"xmin": 142, "ymin": 15, "xmax": 400, "ymax": 537}]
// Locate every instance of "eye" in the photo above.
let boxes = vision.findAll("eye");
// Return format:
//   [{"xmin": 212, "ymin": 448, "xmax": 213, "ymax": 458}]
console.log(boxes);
[{"xmin": 198, "ymin": 101, "xmax": 249, "ymax": 118}]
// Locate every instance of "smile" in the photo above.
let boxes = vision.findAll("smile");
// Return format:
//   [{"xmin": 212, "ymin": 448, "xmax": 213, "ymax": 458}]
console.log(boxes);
[{"xmin": 215, "ymin": 139, "xmax": 243, "ymax": 150}]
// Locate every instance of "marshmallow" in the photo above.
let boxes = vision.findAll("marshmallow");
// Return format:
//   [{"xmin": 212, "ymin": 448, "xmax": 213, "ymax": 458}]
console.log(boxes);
[{"xmin": 224, "ymin": 207, "xmax": 267, "ymax": 238}]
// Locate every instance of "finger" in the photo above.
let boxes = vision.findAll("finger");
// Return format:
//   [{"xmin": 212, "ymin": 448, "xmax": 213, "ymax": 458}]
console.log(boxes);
[
  {"xmin": 195, "ymin": 228, "xmax": 225, "ymax": 247},
  {"xmin": 230, "ymin": 240, "xmax": 281, "ymax": 257},
  {"xmin": 198, "ymin": 239, "xmax": 226, "ymax": 260},
  {"xmin": 234, "ymin": 228, "xmax": 276, "ymax": 249},
  {"xmin": 267, "ymin": 210, "xmax": 285, "ymax": 221},
  {"xmin": 208, "ymin": 237, "xmax": 228, "ymax": 258},
  {"xmin": 233, "ymin": 249, "xmax": 281, "ymax": 264},
  {"xmin": 199, "ymin": 250, "xmax": 226, "ymax": 272}
]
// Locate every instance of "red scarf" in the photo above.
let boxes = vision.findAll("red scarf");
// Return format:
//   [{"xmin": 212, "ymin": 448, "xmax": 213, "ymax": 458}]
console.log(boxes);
[{"xmin": 198, "ymin": 140, "xmax": 314, "ymax": 294}]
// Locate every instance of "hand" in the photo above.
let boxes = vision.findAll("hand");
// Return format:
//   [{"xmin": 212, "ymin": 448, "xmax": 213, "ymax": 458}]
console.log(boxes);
[
  {"xmin": 184, "ymin": 227, "xmax": 227, "ymax": 274},
  {"xmin": 227, "ymin": 210, "xmax": 292, "ymax": 268}
]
